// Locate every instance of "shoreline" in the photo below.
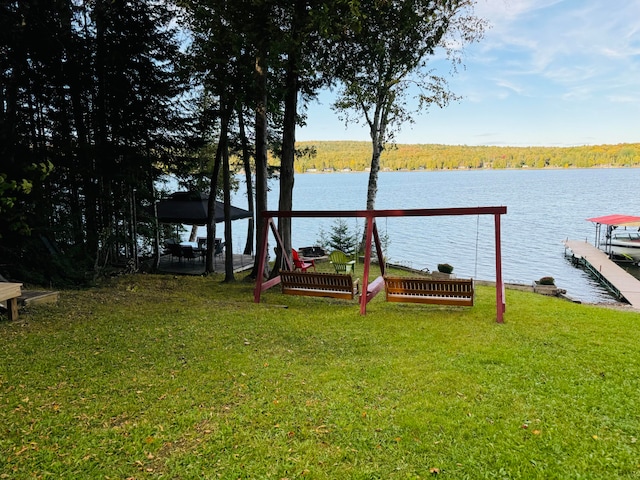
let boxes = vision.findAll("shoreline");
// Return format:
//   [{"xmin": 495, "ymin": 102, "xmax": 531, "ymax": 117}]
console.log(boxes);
[
  {"xmin": 296, "ymin": 165, "xmax": 640, "ymax": 174},
  {"xmin": 290, "ymin": 141, "xmax": 640, "ymax": 173}
]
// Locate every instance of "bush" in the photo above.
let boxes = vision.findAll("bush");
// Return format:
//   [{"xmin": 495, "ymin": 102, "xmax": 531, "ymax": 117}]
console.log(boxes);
[
  {"xmin": 437, "ymin": 263, "xmax": 454, "ymax": 274},
  {"xmin": 539, "ymin": 276, "xmax": 555, "ymax": 285},
  {"xmin": 316, "ymin": 219, "xmax": 359, "ymax": 256}
]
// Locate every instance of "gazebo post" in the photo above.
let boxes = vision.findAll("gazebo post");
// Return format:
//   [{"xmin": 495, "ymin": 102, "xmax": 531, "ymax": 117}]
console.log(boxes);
[{"xmin": 495, "ymin": 212, "xmax": 505, "ymax": 323}]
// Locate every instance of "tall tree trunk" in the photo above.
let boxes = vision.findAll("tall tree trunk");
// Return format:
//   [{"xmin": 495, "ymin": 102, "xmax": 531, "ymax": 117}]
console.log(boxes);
[
  {"xmin": 250, "ymin": 52, "xmax": 269, "ymax": 280},
  {"xmin": 237, "ymin": 108, "xmax": 255, "ymax": 256},
  {"xmin": 205, "ymin": 129, "xmax": 223, "ymax": 274},
  {"xmin": 222, "ymin": 134, "xmax": 234, "ymax": 282},
  {"xmin": 275, "ymin": 1, "xmax": 306, "ymax": 273},
  {"xmin": 365, "ymin": 141, "xmax": 382, "ymax": 211},
  {"xmin": 188, "ymin": 224, "xmax": 198, "ymax": 242},
  {"xmin": 151, "ymin": 181, "xmax": 161, "ymax": 271},
  {"xmin": 361, "ymin": 101, "xmax": 389, "ymax": 250},
  {"xmin": 88, "ymin": 0, "xmax": 108, "ymax": 263},
  {"xmin": 360, "ymin": 140, "xmax": 382, "ymax": 252},
  {"xmin": 206, "ymin": 97, "xmax": 234, "ymax": 274},
  {"xmin": 277, "ymin": 56, "xmax": 296, "ymax": 262},
  {"xmin": 62, "ymin": 0, "xmax": 91, "ymax": 247}
]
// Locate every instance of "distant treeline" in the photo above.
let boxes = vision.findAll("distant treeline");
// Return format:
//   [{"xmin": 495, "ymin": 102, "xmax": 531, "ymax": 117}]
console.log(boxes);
[{"xmin": 289, "ymin": 141, "xmax": 640, "ymax": 172}]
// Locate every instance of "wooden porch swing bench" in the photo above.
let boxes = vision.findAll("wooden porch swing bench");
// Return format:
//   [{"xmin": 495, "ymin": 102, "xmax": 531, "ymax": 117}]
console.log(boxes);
[
  {"xmin": 279, "ymin": 270, "xmax": 473, "ymax": 307},
  {"xmin": 255, "ymin": 207, "xmax": 505, "ymax": 321},
  {"xmin": 280, "ymin": 270, "xmax": 360, "ymax": 300},
  {"xmin": 384, "ymin": 275, "xmax": 474, "ymax": 306}
]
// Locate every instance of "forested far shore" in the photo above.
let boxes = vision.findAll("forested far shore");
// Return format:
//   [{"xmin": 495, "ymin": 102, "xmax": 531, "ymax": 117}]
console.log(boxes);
[{"xmin": 290, "ymin": 141, "xmax": 640, "ymax": 172}]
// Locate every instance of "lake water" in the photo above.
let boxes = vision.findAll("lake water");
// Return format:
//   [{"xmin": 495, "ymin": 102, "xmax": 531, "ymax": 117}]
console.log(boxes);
[{"xmin": 217, "ymin": 168, "xmax": 640, "ymax": 304}]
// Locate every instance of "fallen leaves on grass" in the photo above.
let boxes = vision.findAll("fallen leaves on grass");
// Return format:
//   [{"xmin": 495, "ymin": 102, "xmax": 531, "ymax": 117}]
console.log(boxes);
[{"xmin": 315, "ymin": 425, "xmax": 329, "ymax": 434}]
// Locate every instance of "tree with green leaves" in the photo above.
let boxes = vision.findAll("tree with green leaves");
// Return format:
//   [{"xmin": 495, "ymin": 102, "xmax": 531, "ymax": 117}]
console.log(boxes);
[
  {"xmin": 272, "ymin": 0, "xmax": 359, "ymax": 274},
  {"xmin": 181, "ymin": 0, "xmax": 358, "ymax": 279},
  {"xmin": 332, "ymin": 0, "xmax": 487, "ymax": 215},
  {"xmin": 0, "ymin": 1, "xmax": 60, "ymax": 240},
  {"xmin": 181, "ymin": 0, "xmax": 261, "ymax": 279},
  {"xmin": 0, "ymin": 0, "xmax": 187, "ymax": 284},
  {"xmin": 320, "ymin": 219, "xmax": 359, "ymax": 257}
]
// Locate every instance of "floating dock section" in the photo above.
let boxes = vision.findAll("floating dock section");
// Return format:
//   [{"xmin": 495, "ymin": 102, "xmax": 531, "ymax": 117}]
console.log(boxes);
[{"xmin": 564, "ymin": 239, "xmax": 640, "ymax": 308}]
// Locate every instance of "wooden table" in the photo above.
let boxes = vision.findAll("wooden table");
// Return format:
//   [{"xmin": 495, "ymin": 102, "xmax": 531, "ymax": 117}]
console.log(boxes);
[{"xmin": 0, "ymin": 282, "xmax": 23, "ymax": 320}]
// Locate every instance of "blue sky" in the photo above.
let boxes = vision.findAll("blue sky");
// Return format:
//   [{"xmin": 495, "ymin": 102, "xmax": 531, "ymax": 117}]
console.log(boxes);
[{"xmin": 297, "ymin": 0, "xmax": 640, "ymax": 147}]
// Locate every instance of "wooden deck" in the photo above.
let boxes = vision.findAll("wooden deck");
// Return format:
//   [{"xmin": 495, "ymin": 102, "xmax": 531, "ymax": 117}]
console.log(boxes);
[
  {"xmin": 564, "ymin": 239, "xmax": 640, "ymax": 308},
  {"xmin": 157, "ymin": 253, "xmax": 254, "ymax": 275},
  {"xmin": 20, "ymin": 290, "xmax": 59, "ymax": 306}
]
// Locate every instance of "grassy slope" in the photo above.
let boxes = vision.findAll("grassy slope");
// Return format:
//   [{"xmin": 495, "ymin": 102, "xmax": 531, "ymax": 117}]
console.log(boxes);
[{"xmin": 1, "ymin": 272, "xmax": 638, "ymax": 479}]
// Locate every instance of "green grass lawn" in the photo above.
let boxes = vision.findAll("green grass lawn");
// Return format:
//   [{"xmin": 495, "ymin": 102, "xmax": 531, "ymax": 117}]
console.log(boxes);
[{"xmin": 1, "ymin": 271, "xmax": 639, "ymax": 479}]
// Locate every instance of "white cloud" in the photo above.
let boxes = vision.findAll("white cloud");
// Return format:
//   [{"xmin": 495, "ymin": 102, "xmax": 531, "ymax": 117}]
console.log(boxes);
[
  {"xmin": 475, "ymin": 0, "xmax": 564, "ymax": 25},
  {"xmin": 607, "ymin": 94, "xmax": 640, "ymax": 105},
  {"xmin": 561, "ymin": 86, "xmax": 593, "ymax": 101},
  {"xmin": 544, "ymin": 65, "xmax": 599, "ymax": 84},
  {"xmin": 495, "ymin": 79, "xmax": 525, "ymax": 95},
  {"xmin": 302, "ymin": 0, "xmax": 640, "ymax": 146}
]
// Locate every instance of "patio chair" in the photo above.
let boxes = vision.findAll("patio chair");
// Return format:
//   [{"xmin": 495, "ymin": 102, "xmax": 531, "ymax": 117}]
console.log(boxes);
[
  {"xmin": 163, "ymin": 239, "xmax": 177, "ymax": 255},
  {"xmin": 292, "ymin": 249, "xmax": 315, "ymax": 272},
  {"xmin": 209, "ymin": 241, "xmax": 225, "ymax": 265},
  {"xmin": 214, "ymin": 241, "xmax": 225, "ymax": 258},
  {"xmin": 329, "ymin": 250, "xmax": 355, "ymax": 274},
  {"xmin": 167, "ymin": 243, "xmax": 183, "ymax": 262},
  {"xmin": 181, "ymin": 245, "xmax": 197, "ymax": 262}
]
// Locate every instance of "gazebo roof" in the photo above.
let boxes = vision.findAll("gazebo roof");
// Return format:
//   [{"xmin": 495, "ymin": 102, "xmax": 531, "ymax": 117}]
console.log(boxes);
[{"xmin": 156, "ymin": 191, "xmax": 251, "ymax": 225}]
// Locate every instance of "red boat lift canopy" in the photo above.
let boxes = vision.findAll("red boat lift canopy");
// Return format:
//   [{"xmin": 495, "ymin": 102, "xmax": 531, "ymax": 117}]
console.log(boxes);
[{"xmin": 587, "ymin": 214, "xmax": 640, "ymax": 227}]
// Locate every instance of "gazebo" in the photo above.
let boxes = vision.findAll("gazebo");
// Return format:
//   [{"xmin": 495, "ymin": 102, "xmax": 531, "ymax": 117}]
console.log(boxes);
[{"xmin": 156, "ymin": 191, "xmax": 252, "ymax": 225}]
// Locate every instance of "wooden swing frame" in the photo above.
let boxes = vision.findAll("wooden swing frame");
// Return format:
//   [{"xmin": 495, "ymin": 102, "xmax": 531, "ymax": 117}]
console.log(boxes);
[{"xmin": 253, "ymin": 206, "xmax": 507, "ymax": 323}]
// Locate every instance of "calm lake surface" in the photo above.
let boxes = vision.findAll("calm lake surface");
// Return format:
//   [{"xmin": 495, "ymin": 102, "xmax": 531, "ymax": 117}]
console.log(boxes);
[{"xmin": 224, "ymin": 168, "xmax": 640, "ymax": 304}]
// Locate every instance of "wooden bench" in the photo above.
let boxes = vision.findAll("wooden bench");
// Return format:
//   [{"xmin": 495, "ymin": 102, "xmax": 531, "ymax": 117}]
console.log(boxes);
[
  {"xmin": 384, "ymin": 276, "xmax": 474, "ymax": 306},
  {"xmin": 0, "ymin": 282, "xmax": 23, "ymax": 320},
  {"xmin": 280, "ymin": 271, "xmax": 360, "ymax": 300}
]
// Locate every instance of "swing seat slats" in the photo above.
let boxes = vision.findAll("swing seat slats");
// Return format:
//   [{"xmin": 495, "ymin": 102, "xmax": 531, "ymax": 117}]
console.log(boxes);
[
  {"xmin": 384, "ymin": 276, "xmax": 474, "ymax": 306},
  {"xmin": 280, "ymin": 271, "xmax": 360, "ymax": 300}
]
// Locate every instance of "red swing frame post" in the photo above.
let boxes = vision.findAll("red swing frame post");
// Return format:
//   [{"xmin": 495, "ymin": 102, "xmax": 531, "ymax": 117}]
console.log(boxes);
[{"xmin": 253, "ymin": 206, "xmax": 507, "ymax": 323}]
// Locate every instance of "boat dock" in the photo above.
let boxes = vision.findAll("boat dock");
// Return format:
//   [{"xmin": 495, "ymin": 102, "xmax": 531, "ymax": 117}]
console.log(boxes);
[{"xmin": 564, "ymin": 239, "xmax": 640, "ymax": 308}]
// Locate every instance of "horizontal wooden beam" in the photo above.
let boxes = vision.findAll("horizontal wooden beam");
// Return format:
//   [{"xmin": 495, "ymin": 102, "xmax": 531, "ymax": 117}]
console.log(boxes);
[{"xmin": 262, "ymin": 206, "xmax": 506, "ymax": 219}]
